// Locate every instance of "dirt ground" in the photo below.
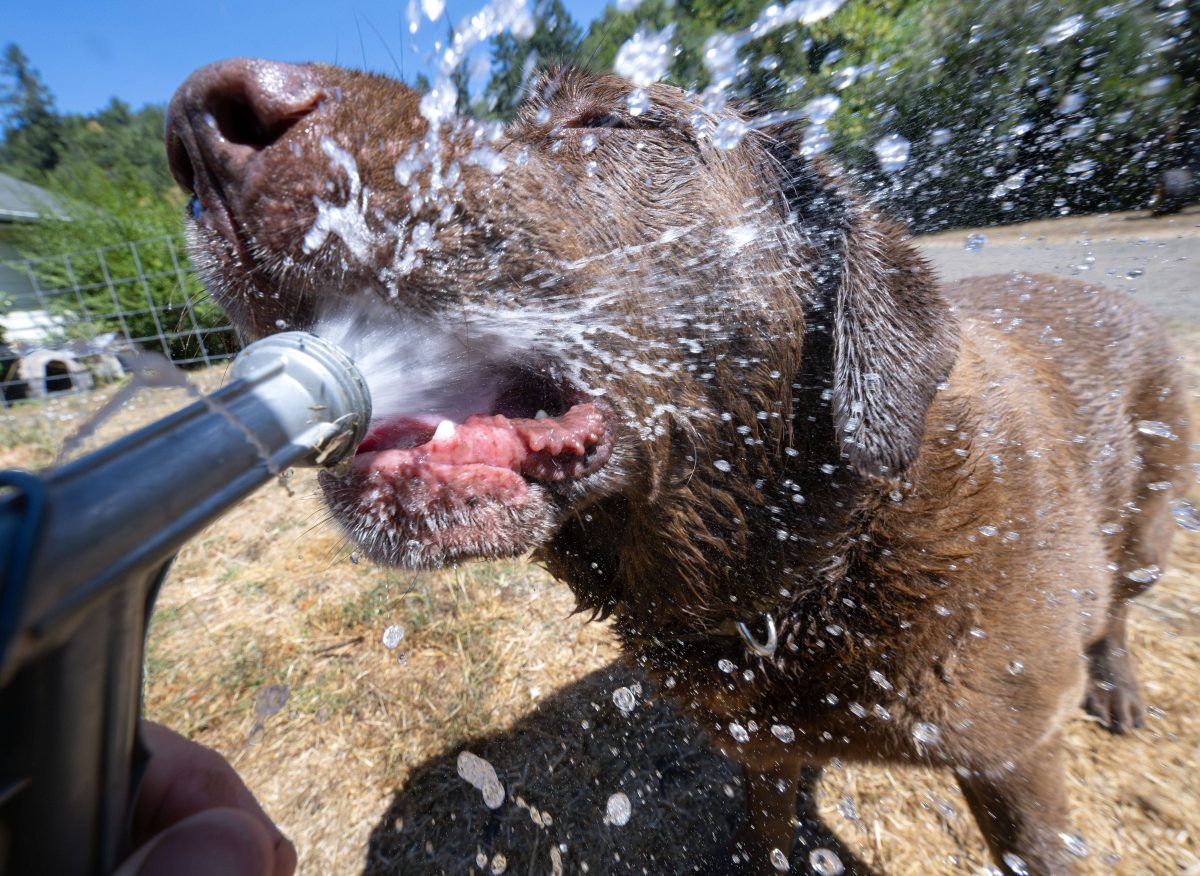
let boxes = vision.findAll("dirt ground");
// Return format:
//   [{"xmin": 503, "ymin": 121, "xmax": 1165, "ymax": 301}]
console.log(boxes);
[{"xmin": 2, "ymin": 210, "xmax": 1198, "ymax": 875}]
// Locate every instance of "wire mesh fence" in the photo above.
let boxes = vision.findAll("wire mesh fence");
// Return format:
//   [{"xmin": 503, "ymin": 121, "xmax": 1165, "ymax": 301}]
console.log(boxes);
[{"xmin": 0, "ymin": 235, "xmax": 237, "ymax": 407}]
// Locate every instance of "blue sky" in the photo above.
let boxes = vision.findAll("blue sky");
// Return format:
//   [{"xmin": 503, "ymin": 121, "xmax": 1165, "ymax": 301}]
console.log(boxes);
[{"xmin": 5, "ymin": 0, "xmax": 611, "ymax": 116}]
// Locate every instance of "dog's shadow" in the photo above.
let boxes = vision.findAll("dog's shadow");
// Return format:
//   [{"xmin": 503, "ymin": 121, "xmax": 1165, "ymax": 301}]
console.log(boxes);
[{"xmin": 361, "ymin": 662, "xmax": 870, "ymax": 875}]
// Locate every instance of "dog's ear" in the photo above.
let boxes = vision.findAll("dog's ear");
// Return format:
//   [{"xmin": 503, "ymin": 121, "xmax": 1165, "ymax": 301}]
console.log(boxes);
[
  {"xmin": 764, "ymin": 137, "xmax": 959, "ymax": 479},
  {"xmin": 831, "ymin": 216, "xmax": 959, "ymax": 478}
]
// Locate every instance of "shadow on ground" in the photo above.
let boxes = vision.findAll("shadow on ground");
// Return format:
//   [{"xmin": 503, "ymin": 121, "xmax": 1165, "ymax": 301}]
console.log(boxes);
[{"xmin": 361, "ymin": 662, "xmax": 870, "ymax": 875}]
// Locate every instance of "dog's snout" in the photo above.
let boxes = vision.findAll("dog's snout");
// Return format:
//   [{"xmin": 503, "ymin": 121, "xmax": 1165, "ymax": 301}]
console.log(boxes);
[{"xmin": 165, "ymin": 58, "xmax": 325, "ymax": 196}]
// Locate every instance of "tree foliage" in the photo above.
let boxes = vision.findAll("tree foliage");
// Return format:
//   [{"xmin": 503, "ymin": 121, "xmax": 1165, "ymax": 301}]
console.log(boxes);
[
  {"xmin": 0, "ymin": 44, "xmax": 63, "ymax": 176},
  {"xmin": 565, "ymin": 0, "xmax": 1196, "ymax": 229},
  {"xmin": 0, "ymin": 43, "xmax": 227, "ymax": 361},
  {"xmin": 486, "ymin": 0, "xmax": 583, "ymax": 117}
]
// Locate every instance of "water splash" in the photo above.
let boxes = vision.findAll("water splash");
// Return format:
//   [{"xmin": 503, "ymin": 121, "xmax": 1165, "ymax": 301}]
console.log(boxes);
[
  {"xmin": 382, "ymin": 624, "xmax": 405, "ymax": 648},
  {"xmin": 1172, "ymin": 500, "xmax": 1200, "ymax": 532},
  {"xmin": 457, "ymin": 750, "xmax": 506, "ymax": 809},
  {"xmin": 809, "ymin": 848, "xmax": 844, "ymax": 875},
  {"xmin": 604, "ymin": 791, "xmax": 632, "ymax": 826},
  {"xmin": 614, "ymin": 24, "xmax": 677, "ymax": 87}
]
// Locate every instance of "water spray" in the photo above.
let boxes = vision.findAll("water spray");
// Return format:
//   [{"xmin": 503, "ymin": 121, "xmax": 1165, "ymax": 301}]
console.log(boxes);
[{"xmin": 0, "ymin": 332, "xmax": 371, "ymax": 876}]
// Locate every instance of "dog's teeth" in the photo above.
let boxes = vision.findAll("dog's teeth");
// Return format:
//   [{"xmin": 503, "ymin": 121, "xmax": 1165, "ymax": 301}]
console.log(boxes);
[
  {"xmin": 534, "ymin": 409, "xmax": 549, "ymax": 420},
  {"xmin": 433, "ymin": 420, "xmax": 456, "ymax": 442}
]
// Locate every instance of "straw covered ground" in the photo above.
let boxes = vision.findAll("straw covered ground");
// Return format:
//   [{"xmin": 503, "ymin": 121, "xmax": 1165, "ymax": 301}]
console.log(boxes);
[{"xmin": 2, "ymin": 223, "xmax": 1197, "ymax": 875}]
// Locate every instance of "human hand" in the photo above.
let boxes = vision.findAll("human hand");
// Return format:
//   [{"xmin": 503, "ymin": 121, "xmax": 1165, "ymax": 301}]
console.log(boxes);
[{"xmin": 113, "ymin": 722, "xmax": 297, "ymax": 876}]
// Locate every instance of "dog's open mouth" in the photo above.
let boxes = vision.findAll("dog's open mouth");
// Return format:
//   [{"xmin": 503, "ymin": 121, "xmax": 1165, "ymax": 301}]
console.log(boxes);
[{"xmin": 319, "ymin": 365, "xmax": 615, "ymax": 565}]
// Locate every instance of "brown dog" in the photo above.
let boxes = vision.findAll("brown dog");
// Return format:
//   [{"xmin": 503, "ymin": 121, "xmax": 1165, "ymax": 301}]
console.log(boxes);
[{"xmin": 166, "ymin": 61, "xmax": 1192, "ymax": 875}]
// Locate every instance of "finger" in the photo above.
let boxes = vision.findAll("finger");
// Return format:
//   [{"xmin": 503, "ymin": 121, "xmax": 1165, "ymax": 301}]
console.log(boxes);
[
  {"xmin": 113, "ymin": 808, "xmax": 282, "ymax": 876},
  {"xmin": 134, "ymin": 722, "xmax": 297, "ymax": 876}
]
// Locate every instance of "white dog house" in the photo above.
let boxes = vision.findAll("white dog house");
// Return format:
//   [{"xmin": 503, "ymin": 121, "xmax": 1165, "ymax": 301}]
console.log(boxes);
[{"xmin": 16, "ymin": 348, "xmax": 94, "ymax": 398}]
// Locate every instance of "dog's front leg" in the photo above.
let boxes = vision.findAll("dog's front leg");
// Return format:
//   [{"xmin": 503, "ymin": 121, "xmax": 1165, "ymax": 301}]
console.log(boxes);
[
  {"xmin": 729, "ymin": 752, "xmax": 809, "ymax": 873},
  {"xmin": 955, "ymin": 731, "xmax": 1076, "ymax": 876},
  {"xmin": 695, "ymin": 749, "xmax": 829, "ymax": 875}
]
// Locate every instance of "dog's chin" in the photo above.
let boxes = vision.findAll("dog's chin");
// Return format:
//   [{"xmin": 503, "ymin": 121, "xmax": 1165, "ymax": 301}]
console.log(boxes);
[{"xmin": 319, "ymin": 469, "xmax": 559, "ymax": 568}]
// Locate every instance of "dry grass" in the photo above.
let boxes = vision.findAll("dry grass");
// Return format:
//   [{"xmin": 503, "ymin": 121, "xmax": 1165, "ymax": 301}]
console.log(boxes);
[{"xmin": 2, "ymin": 316, "xmax": 1197, "ymax": 876}]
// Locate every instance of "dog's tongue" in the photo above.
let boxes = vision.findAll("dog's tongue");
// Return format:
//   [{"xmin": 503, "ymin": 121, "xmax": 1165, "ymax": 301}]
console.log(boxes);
[{"xmin": 356, "ymin": 403, "xmax": 608, "ymax": 482}]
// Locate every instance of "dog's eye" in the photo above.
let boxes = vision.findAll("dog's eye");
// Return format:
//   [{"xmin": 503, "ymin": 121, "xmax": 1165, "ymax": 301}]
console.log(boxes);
[{"xmin": 563, "ymin": 110, "xmax": 636, "ymax": 130}]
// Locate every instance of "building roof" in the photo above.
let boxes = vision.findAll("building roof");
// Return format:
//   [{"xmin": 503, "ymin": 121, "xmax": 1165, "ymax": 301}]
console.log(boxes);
[{"xmin": 0, "ymin": 171, "xmax": 68, "ymax": 222}]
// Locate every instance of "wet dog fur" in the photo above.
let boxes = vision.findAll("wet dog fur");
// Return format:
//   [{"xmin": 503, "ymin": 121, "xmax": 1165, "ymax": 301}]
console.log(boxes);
[{"xmin": 167, "ymin": 63, "xmax": 1194, "ymax": 875}]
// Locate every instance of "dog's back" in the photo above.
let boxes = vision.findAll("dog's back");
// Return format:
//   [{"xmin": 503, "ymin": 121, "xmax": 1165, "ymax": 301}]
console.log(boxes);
[
  {"xmin": 948, "ymin": 272, "xmax": 1190, "ymax": 583},
  {"xmin": 944, "ymin": 272, "xmax": 1190, "ymax": 728}
]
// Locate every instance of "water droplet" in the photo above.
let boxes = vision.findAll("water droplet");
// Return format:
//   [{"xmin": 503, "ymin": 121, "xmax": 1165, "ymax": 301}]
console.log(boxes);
[
  {"xmin": 349, "ymin": 551, "xmax": 361, "ymax": 565},
  {"xmin": 1007, "ymin": 660, "xmax": 1025, "ymax": 676},
  {"xmin": 612, "ymin": 686, "xmax": 636, "ymax": 713},
  {"xmin": 382, "ymin": 624, "xmax": 405, "ymax": 649},
  {"xmin": 625, "ymin": 88, "xmax": 650, "ymax": 116},
  {"xmin": 849, "ymin": 702, "xmax": 867, "ymax": 718},
  {"xmin": 457, "ymin": 751, "xmax": 505, "ymax": 809},
  {"xmin": 979, "ymin": 525, "xmax": 999, "ymax": 537},
  {"xmin": 1058, "ymin": 92, "xmax": 1086, "ymax": 114},
  {"xmin": 912, "ymin": 722, "xmax": 941, "ymax": 747},
  {"xmin": 713, "ymin": 118, "xmax": 750, "ymax": 150},
  {"xmin": 809, "ymin": 848, "xmax": 844, "ymax": 875},
  {"xmin": 714, "ymin": 459, "xmax": 732, "ymax": 473},
  {"xmin": 829, "ymin": 65, "xmax": 859, "ymax": 91},
  {"xmin": 869, "ymin": 670, "xmax": 892, "ymax": 691},
  {"xmin": 718, "ymin": 658, "xmax": 736, "ymax": 673},
  {"xmin": 803, "ymin": 95, "xmax": 841, "ymax": 124},
  {"xmin": 771, "ymin": 724, "xmax": 796, "ymax": 743},
  {"xmin": 255, "ymin": 684, "xmax": 289, "ymax": 718},
  {"xmin": 728, "ymin": 722, "xmax": 750, "ymax": 743},
  {"xmin": 580, "ymin": 133, "xmax": 598, "ymax": 154},
  {"xmin": 605, "ymin": 791, "xmax": 632, "ymax": 826},
  {"xmin": 1140, "ymin": 76, "xmax": 1172, "ymax": 97},
  {"xmin": 1172, "ymin": 500, "xmax": 1200, "ymax": 532},
  {"xmin": 964, "ymin": 233, "xmax": 987, "ymax": 252},
  {"xmin": 770, "ymin": 847, "xmax": 790, "ymax": 871},
  {"xmin": 1042, "ymin": 14, "xmax": 1085, "ymax": 45},
  {"xmin": 874, "ymin": 133, "xmax": 911, "ymax": 173},
  {"xmin": 613, "ymin": 25, "xmax": 677, "ymax": 87},
  {"xmin": 825, "ymin": 623, "xmax": 843, "ymax": 636},
  {"xmin": 1059, "ymin": 832, "xmax": 1089, "ymax": 858},
  {"xmin": 1136, "ymin": 420, "xmax": 1175, "ymax": 439},
  {"xmin": 490, "ymin": 853, "xmax": 508, "ymax": 875},
  {"xmin": 1003, "ymin": 853, "xmax": 1029, "ymax": 875},
  {"xmin": 1125, "ymin": 565, "xmax": 1160, "ymax": 584},
  {"xmin": 1126, "ymin": 268, "xmax": 1144, "ymax": 279}
]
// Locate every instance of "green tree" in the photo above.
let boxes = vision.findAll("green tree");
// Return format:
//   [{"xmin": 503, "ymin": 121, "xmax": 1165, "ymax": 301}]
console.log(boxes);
[
  {"xmin": 0, "ymin": 43, "xmax": 63, "ymax": 177},
  {"xmin": 486, "ymin": 0, "xmax": 583, "ymax": 118},
  {"xmin": 566, "ymin": 0, "xmax": 1195, "ymax": 229},
  {"xmin": 828, "ymin": 0, "xmax": 1194, "ymax": 228}
]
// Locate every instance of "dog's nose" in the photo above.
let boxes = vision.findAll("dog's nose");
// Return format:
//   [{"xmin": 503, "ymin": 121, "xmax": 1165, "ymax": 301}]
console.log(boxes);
[{"xmin": 165, "ymin": 58, "xmax": 325, "ymax": 197}]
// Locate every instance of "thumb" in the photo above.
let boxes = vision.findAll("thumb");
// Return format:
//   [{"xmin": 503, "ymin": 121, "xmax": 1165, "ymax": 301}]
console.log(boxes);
[{"xmin": 113, "ymin": 808, "xmax": 292, "ymax": 876}]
